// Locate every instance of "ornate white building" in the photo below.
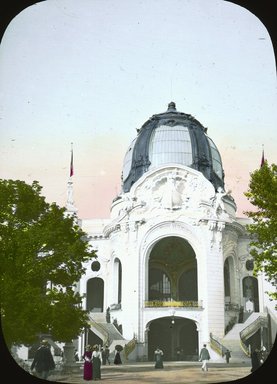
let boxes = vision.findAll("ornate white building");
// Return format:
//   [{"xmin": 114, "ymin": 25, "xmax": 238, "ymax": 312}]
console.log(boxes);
[{"xmin": 75, "ymin": 102, "xmax": 276, "ymax": 362}]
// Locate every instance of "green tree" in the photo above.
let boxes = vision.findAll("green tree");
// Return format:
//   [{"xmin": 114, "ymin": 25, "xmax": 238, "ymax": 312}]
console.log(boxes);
[
  {"xmin": 244, "ymin": 162, "xmax": 277, "ymax": 301},
  {"xmin": 0, "ymin": 179, "xmax": 97, "ymax": 349}
]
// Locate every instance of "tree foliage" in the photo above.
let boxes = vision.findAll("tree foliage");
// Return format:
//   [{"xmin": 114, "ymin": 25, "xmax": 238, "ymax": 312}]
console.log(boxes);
[
  {"xmin": 0, "ymin": 179, "xmax": 97, "ymax": 349},
  {"xmin": 244, "ymin": 162, "xmax": 277, "ymax": 301}
]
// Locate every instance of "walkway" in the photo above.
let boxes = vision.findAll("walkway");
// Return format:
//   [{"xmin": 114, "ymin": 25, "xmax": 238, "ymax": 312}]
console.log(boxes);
[{"xmin": 49, "ymin": 361, "xmax": 253, "ymax": 384}]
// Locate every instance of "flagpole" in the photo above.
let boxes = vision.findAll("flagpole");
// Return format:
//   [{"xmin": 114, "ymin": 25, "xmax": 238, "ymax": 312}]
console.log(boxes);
[
  {"xmin": 70, "ymin": 142, "xmax": 74, "ymax": 178},
  {"xmin": 260, "ymin": 144, "xmax": 265, "ymax": 168},
  {"xmin": 66, "ymin": 142, "xmax": 77, "ymax": 215}
]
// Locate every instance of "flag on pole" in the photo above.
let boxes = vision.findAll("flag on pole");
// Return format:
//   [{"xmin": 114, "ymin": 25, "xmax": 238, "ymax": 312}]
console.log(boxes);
[
  {"xmin": 70, "ymin": 145, "xmax": 74, "ymax": 177},
  {"xmin": 260, "ymin": 147, "xmax": 265, "ymax": 168}
]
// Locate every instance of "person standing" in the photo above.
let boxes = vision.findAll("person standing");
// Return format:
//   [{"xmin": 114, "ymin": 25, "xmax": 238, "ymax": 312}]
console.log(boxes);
[
  {"xmin": 154, "ymin": 346, "xmax": 164, "ymax": 369},
  {"xmin": 250, "ymin": 347, "xmax": 261, "ymax": 373},
  {"xmin": 101, "ymin": 347, "xmax": 106, "ymax": 365},
  {"xmin": 74, "ymin": 349, "xmax": 79, "ymax": 361},
  {"xmin": 114, "ymin": 349, "xmax": 122, "ymax": 365},
  {"xmin": 224, "ymin": 349, "xmax": 231, "ymax": 363},
  {"xmin": 82, "ymin": 345, "xmax": 93, "ymax": 380},
  {"xmin": 92, "ymin": 344, "xmax": 102, "ymax": 380},
  {"xmin": 105, "ymin": 345, "xmax": 111, "ymax": 365},
  {"xmin": 30, "ymin": 339, "xmax": 55, "ymax": 380},
  {"xmin": 199, "ymin": 344, "xmax": 211, "ymax": 372}
]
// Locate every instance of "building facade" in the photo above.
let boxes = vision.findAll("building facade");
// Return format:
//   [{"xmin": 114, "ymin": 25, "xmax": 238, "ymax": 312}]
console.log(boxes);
[{"xmin": 75, "ymin": 102, "xmax": 275, "ymax": 362}]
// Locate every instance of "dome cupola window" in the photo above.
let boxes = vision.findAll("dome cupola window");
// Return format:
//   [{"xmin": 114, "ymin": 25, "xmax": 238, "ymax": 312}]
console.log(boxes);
[
  {"xmin": 149, "ymin": 125, "xmax": 193, "ymax": 170},
  {"xmin": 122, "ymin": 102, "xmax": 224, "ymax": 192}
]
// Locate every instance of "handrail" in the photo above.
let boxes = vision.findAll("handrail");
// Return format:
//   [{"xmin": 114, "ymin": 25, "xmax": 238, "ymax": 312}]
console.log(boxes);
[
  {"xmin": 145, "ymin": 300, "xmax": 203, "ymax": 308},
  {"xmin": 123, "ymin": 336, "xmax": 137, "ymax": 361},
  {"xmin": 210, "ymin": 333, "xmax": 226, "ymax": 357},
  {"xmin": 240, "ymin": 338, "xmax": 250, "ymax": 357},
  {"xmin": 89, "ymin": 316, "xmax": 109, "ymax": 345}
]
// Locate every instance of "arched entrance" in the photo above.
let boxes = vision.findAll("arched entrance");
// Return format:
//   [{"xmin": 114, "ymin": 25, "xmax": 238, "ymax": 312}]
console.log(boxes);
[
  {"xmin": 242, "ymin": 276, "xmax": 259, "ymax": 312},
  {"xmin": 148, "ymin": 317, "xmax": 198, "ymax": 361},
  {"xmin": 148, "ymin": 236, "xmax": 197, "ymax": 301},
  {"xmin": 86, "ymin": 277, "xmax": 104, "ymax": 312}
]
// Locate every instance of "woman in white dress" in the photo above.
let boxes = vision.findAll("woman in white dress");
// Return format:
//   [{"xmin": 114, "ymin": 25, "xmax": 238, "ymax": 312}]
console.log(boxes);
[{"xmin": 92, "ymin": 345, "xmax": 102, "ymax": 380}]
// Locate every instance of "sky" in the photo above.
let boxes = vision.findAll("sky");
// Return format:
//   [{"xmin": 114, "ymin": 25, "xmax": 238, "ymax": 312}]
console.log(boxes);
[{"xmin": 0, "ymin": 0, "xmax": 276, "ymax": 219}]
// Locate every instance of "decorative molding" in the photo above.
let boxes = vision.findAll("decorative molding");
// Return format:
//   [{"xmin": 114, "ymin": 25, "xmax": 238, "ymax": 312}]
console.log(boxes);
[
  {"xmin": 134, "ymin": 166, "xmax": 215, "ymax": 212},
  {"xmin": 140, "ymin": 220, "xmax": 201, "ymax": 256}
]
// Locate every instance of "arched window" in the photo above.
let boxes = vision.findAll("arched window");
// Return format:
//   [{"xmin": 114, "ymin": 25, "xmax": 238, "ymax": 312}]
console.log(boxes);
[
  {"xmin": 224, "ymin": 259, "xmax": 231, "ymax": 297},
  {"xmin": 114, "ymin": 258, "xmax": 122, "ymax": 304}
]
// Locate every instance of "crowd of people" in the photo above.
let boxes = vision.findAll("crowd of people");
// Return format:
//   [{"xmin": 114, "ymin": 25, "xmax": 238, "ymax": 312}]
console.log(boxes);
[
  {"xmin": 82, "ymin": 344, "xmax": 102, "ymax": 381},
  {"xmin": 82, "ymin": 343, "xmax": 123, "ymax": 380},
  {"xmin": 29, "ymin": 339, "xmax": 269, "ymax": 381},
  {"xmin": 29, "ymin": 340, "xmax": 121, "ymax": 381},
  {"xmin": 153, "ymin": 344, "xmax": 212, "ymax": 372}
]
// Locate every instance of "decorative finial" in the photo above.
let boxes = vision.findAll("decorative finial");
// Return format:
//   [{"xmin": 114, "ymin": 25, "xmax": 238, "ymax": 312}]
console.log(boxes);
[{"xmin": 167, "ymin": 101, "xmax": 176, "ymax": 111}]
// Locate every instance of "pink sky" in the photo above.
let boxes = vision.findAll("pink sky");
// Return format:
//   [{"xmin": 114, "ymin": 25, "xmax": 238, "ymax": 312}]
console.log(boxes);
[{"xmin": 0, "ymin": 1, "xmax": 276, "ymax": 219}]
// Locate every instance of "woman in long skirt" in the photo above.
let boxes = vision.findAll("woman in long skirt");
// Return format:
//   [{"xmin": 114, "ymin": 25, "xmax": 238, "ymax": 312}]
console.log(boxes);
[
  {"xmin": 154, "ymin": 347, "xmax": 164, "ymax": 369},
  {"xmin": 82, "ymin": 345, "xmax": 93, "ymax": 380},
  {"xmin": 114, "ymin": 350, "xmax": 122, "ymax": 365},
  {"xmin": 92, "ymin": 345, "xmax": 102, "ymax": 380}
]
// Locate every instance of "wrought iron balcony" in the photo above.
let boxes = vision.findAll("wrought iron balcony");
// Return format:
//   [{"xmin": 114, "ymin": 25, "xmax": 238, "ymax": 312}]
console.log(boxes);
[{"xmin": 144, "ymin": 300, "xmax": 203, "ymax": 308}]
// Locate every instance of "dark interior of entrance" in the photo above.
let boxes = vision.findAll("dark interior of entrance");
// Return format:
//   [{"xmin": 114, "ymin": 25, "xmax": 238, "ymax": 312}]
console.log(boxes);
[
  {"xmin": 87, "ymin": 329, "xmax": 102, "ymax": 350},
  {"xmin": 148, "ymin": 317, "xmax": 198, "ymax": 361},
  {"xmin": 86, "ymin": 277, "xmax": 104, "ymax": 312},
  {"xmin": 149, "ymin": 236, "xmax": 197, "ymax": 302}
]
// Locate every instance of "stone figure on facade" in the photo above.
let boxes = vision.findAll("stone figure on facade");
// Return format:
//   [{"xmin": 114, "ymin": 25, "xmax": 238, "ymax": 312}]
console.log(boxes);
[
  {"xmin": 212, "ymin": 187, "xmax": 227, "ymax": 215},
  {"xmin": 161, "ymin": 175, "xmax": 184, "ymax": 209}
]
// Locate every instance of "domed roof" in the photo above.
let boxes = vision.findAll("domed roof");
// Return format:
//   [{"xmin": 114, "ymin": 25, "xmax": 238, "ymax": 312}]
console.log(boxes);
[{"xmin": 122, "ymin": 102, "xmax": 225, "ymax": 192}]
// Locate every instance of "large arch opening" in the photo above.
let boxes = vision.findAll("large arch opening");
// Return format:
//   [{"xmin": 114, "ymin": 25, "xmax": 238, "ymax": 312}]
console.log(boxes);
[
  {"xmin": 86, "ymin": 277, "xmax": 104, "ymax": 312},
  {"xmin": 148, "ymin": 236, "xmax": 197, "ymax": 302},
  {"xmin": 147, "ymin": 317, "xmax": 198, "ymax": 361}
]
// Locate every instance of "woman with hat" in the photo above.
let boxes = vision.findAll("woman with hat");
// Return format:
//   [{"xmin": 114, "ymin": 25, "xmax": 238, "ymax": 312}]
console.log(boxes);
[
  {"xmin": 82, "ymin": 345, "xmax": 93, "ymax": 380},
  {"xmin": 92, "ymin": 344, "xmax": 102, "ymax": 380}
]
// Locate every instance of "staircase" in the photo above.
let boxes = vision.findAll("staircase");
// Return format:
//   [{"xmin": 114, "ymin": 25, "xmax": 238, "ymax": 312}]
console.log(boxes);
[
  {"xmin": 211, "ymin": 312, "xmax": 268, "ymax": 363},
  {"xmin": 88, "ymin": 313, "xmax": 127, "ymax": 353}
]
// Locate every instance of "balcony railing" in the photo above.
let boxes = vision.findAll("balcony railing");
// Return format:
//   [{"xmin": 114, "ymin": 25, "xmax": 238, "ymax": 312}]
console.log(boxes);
[
  {"xmin": 144, "ymin": 300, "xmax": 203, "ymax": 308},
  {"xmin": 240, "ymin": 313, "xmax": 268, "ymax": 343}
]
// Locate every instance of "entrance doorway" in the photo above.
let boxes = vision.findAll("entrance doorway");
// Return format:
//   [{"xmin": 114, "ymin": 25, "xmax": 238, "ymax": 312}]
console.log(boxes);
[
  {"xmin": 86, "ymin": 277, "xmax": 104, "ymax": 312},
  {"xmin": 147, "ymin": 317, "xmax": 198, "ymax": 361}
]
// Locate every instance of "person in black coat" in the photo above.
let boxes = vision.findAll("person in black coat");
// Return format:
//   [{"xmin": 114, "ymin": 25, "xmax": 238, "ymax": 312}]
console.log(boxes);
[
  {"xmin": 114, "ymin": 349, "xmax": 122, "ymax": 364},
  {"xmin": 30, "ymin": 339, "xmax": 55, "ymax": 379},
  {"xmin": 224, "ymin": 349, "xmax": 231, "ymax": 363},
  {"xmin": 250, "ymin": 348, "xmax": 261, "ymax": 373}
]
